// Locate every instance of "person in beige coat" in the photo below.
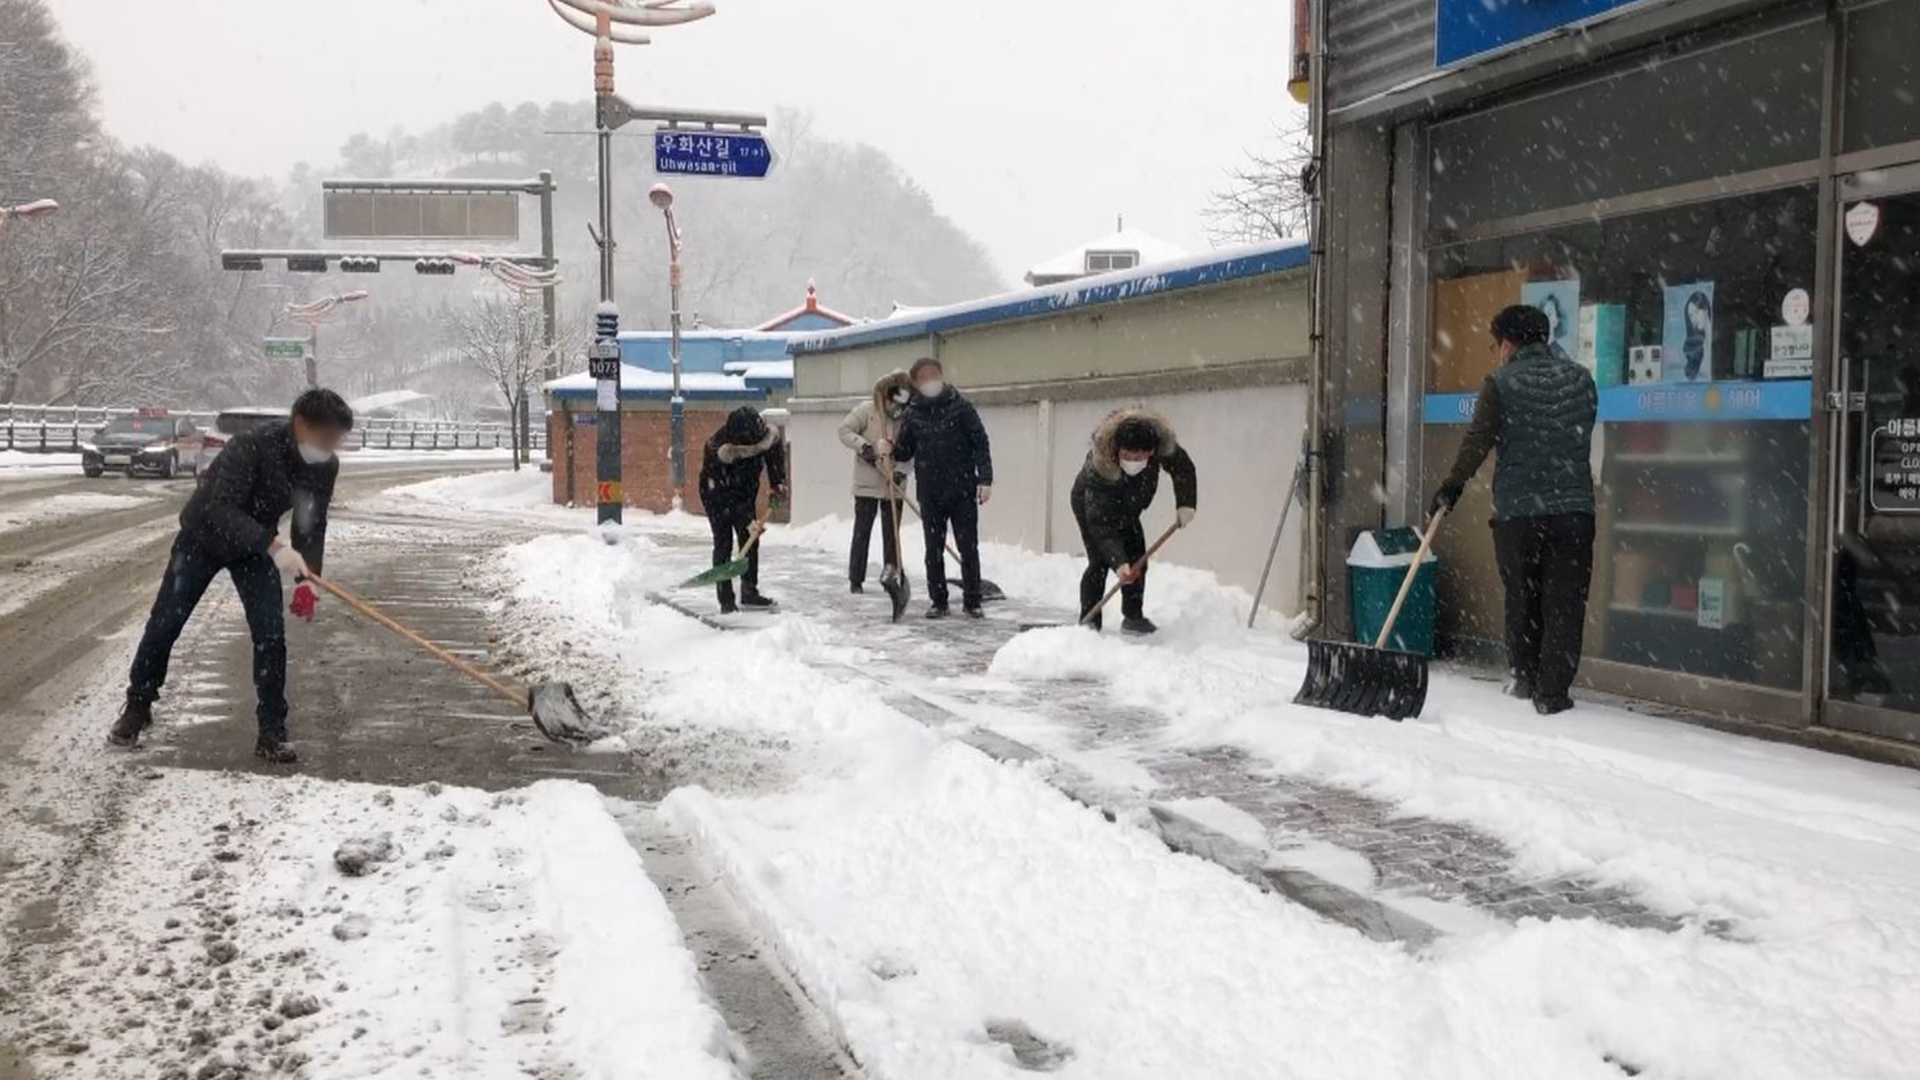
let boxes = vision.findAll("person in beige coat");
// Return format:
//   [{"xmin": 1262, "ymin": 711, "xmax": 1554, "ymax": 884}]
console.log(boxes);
[{"xmin": 836, "ymin": 370, "xmax": 913, "ymax": 593}]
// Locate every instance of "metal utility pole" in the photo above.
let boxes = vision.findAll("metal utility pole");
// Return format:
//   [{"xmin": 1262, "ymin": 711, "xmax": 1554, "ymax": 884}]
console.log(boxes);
[
  {"xmin": 648, "ymin": 183, "xmax": 687, "ymax": 507},
  {"xmin": 547, "ymin": 0, "xmax": 715, "ymax": 526}
]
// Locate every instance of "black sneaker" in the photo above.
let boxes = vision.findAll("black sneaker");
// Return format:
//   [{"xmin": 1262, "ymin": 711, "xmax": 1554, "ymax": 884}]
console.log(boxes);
[
  {"xmin": 254, "ymin": 737, "xmax": 299, "ymax": 764},
  {"xmin": 719, "ymin": 600, "xmax": 739, "ymax": 615},
  {"xmin": 740, "ymin": 593, "xmax": 775, "ymax": 609},
  {"xmin": 108, "ymin": 698, "xmax": 153, "ymax": 748},
  {"xmin": 1120, "ymin": 616, "xmax": 1159, "ymax": 636},
  {"xmin": 1533, "ymin": 694, "xmax": 1574, "ymax": 716},
  {"xmin": 850, "ymin": 582, "xmax": 865, "ymax": 594},
  {"xmin": 964, "ymin": 606, "xmax": 984, "ymax": 620},
  {"xmin": 925, "ymin": 604, "xmax": 950, "ymax": 620},
  {"xmin": 1504, "ymin": 677, "xmax": 1535, "ymax": 700}
]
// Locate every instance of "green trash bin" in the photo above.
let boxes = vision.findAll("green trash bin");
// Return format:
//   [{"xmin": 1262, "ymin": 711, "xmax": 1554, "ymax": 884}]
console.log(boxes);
[{"xmin": 1348, "ymin": 527, "xmax": 1437, "ymax": 657}]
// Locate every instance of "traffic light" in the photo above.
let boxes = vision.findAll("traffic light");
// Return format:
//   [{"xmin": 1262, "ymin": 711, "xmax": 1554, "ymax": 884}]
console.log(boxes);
[
  {"xmin": 286, "ymin": 255, "xmax": 329, "ymax": 273},
  {"xmin": 339, "ymin": 256, "xmax": 381, "ymax": 273},
  {"xmin": 414, "ymin": 258, "xmax": 456, "ymax": 276},
  {"xmin": 221, "ymin": 253, "xmax": 266, "ymax": 272}
]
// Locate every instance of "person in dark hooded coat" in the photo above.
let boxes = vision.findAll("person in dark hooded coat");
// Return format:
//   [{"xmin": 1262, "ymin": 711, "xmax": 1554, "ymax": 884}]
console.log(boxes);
[
  {"xmin": 1070, "ymin": 407, "xmax": 1197, "ymax": 634},
  {"xmin": 699, "ymin": 406, "xmax": 787, "ymax": 613},
  {"xmin": 890, "ymin": 357, "xmax": 992, "ymax": 618}
]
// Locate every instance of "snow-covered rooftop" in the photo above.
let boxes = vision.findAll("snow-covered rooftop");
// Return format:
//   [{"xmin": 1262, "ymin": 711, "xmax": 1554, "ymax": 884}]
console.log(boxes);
[
  {"xmin": 1023, "ymin": 227, "xmax": 1188, "ymax": 285},
  {"xmin": 544, "ymin": 364, "xmax": 762, "ymax": 400},
  {"xmin": 792, "ymin": 238, "xmax": 1308, "ymax": 356}
]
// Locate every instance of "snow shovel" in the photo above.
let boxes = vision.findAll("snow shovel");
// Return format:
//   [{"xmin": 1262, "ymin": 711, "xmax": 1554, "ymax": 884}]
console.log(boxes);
[
  {"xmin": 879, "ymin": 465, "xmax": 911, "ymax": 622},
  {"xmin": 897, "ymin": 489, "xmax": 1007, "ymax": 603},
  {"xmin": 681, "ymin": 505, "xmax": 773, "ymax": 588},
  {"xmin": 304, "ymin": 574, "xmax": 606, "ymax": 745},
  {"xmin": 1293, "ymin": 505, "xmax": 1445, "ymax": 722}
]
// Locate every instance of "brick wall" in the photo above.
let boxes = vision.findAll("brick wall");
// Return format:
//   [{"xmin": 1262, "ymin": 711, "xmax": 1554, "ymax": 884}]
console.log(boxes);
[{"xmin": 548, "ymin": 408, "xmax": 791, "ymax": 519}]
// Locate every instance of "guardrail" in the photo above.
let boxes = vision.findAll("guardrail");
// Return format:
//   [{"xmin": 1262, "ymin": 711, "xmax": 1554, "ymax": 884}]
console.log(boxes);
[{"xmin": 0, "ymin": 404, "xmax": 543, "ymax": 454}]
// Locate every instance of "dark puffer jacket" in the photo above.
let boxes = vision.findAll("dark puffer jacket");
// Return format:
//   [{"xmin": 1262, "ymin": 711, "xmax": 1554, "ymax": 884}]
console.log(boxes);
[
  {"xmin": 1070, "ymin": 407, "xmax": 1198, "ymax": 567},
  {"xmin": 180, "ymin": 421, "xmax": 337, "ymax": 573},
  {"xmin": 891, "ymin": 386, "xmax": 992, "ymax": 503},
  {"xmin": 699, "ymin": 407, "xmax": 786, "ymax": 520},
  {"xmin": 1442, "ymin": 342, "xmax": 1597, "ymax": 520}
]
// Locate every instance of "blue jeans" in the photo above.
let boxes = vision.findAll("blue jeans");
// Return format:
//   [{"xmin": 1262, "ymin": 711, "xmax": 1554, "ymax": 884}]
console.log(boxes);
[{"xmin": 127, "ymin": 535, "xmax": 288, "ymax": 741}]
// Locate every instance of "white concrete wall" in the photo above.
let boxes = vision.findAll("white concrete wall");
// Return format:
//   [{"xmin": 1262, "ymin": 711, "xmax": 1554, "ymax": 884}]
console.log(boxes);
[{"xmin": 790, "ymin": 383, "xmax": 1308, "ymax": 613}]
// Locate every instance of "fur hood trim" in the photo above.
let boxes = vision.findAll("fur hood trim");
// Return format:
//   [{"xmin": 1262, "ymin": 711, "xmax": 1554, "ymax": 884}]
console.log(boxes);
[
  {"xmin": 871, "ymin": 370, "xmax": 912, "ymax": 420},
  {"xmin": 717, "ymin": 426, "xmax": 781, "ymax": 464},
  {"xmin": 1090, "ymin": 406, "xmax": 1177, "ymax": 481}
]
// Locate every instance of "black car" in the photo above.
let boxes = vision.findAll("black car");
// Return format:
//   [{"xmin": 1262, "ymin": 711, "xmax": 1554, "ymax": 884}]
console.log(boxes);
[{"xmin": 81, "ymin": 415, "xmax": 206, "ymax": 479}]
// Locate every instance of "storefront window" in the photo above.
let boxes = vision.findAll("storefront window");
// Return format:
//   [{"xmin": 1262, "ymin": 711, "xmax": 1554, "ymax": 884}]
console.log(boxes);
[
  {"xmin": 1428, "ymin": 19, "xmax": 1825, "ymax": 231},
  {"xmin": 1423, "ymin": 186, "xmax": 1819, "ymax": 691},
  {"xmin": 1843, "ymin": 0, "xmax": 1920, "ymax": 154}
]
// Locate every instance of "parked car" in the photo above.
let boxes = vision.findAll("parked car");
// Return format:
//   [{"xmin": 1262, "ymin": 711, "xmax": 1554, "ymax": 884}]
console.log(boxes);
[
  {"xmin": 80, "ymin": 414, "xmax": 205, "ymax": 479},
  {"xmin": 201, "ymin": 407, "xmax": 288, "ymax": 468}
]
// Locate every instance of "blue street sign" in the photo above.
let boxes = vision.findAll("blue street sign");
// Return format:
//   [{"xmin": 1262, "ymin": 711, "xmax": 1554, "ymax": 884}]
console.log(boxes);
[{"xmin": 654, "ymin": 129, "xmax": 774, "ymax": 179}]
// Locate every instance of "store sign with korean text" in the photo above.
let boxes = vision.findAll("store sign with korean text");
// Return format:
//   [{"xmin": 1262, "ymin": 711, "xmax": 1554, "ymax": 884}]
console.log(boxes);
[
  {"xmin": 654, "ymin": 129, "xmax": 775, "ymax": 179},
  {"xmin": 1871, "ymin": 417, "xmax": 1920, "ymax": 514},
  {"xmin": 1436, "ymin": 0, "xmax": 1666, "ymax": 67}
]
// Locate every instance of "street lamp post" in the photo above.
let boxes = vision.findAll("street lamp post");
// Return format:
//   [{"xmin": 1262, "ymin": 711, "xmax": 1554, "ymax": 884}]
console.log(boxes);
[
  {"xmin": 284, "ymin": 291, "xmax": 370, "ymax": 389},
  {"xmin": 545, "ymin": 0, "xmax": 715, "ymax": 525},
  {"xmin": 648, "ymin": 183, "xmax": 687, "ymax": 508}
]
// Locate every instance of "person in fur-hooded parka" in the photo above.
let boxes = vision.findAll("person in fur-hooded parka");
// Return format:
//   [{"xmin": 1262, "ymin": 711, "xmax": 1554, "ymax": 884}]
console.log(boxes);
[
  {"xmin": 836, "ymin": 370, "xmax": 912, "ymax": 591},
  {"xmin": 699, "ymin": 407, "xmax": 787, "ymax": 611},
  {"xmin": 1069, "ymin": 407, "xmax": 1197, "ymax": 633}
]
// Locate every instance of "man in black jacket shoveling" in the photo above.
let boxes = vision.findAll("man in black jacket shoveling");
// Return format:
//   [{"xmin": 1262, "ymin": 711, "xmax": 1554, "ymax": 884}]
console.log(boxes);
[
  {"xmin": 1432, "ymin": 304, "xmax": 1597, "ymax": 716},
  {"xmin": 699, "ymin": 406, "xmax": 787, "ymax": 614},
  {"xmin": 1072, "ymin": 407, "xmax": 1197, "ymax": 634},
  {"xmin": 110, "ymin": 389, "xmax": 355, "ymax": 763},
  {"xmin": 891, "ymin": 357, "xmax": 992, "ymax": 619}
]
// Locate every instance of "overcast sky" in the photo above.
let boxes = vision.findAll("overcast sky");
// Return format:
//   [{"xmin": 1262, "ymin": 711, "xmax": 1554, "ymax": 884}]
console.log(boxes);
[{"xmin": 46, "ymin": 0, "xmax": 1298, "ymax": 285}]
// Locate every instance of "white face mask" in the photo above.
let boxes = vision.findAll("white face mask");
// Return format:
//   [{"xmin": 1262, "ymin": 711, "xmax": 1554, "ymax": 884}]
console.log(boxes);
[
  {"xmin": 1119, "ymin": 458, "xmax": 1150, "ymax": 476},
  {"xmin": 892, "ymin": 389, "xmax": 910, "ymax": 405},
  {"xmin": 916, "ymin": 379, "xmax": 945, "ymax": 398},
  {"xmin": 297, "ymin": 442, "xmax": 333, "ymax": 466}
]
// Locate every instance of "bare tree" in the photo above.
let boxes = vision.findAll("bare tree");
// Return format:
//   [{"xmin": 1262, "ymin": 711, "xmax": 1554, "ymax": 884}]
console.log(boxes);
[
  {"xmin": 1203, "ymin": 116, "xmax": 1313, "ymax": 246},
  {"xmin": 450, "ymin": 293, "xmax": 572, "ymax": 470}
]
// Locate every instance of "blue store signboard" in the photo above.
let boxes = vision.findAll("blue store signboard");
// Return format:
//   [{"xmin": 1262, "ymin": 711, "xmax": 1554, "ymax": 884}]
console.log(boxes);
[
  {"xmin": 1436, "ymin": 0, "xmax": 1662, "ymax": 67},
  {"xmin": 1423, "ymin": 380, "xmax": 1814, "ymax": 426}
]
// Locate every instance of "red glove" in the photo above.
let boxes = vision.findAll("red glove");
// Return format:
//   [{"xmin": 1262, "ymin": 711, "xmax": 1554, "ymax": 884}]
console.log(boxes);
[{"xmin": 289, "ymin": 583, "xmax": 317, "ymax": 622}]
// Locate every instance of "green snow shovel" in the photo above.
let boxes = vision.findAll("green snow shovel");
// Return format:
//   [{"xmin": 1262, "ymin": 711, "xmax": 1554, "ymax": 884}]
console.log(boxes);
[
  {"xmin": 681, "ymin": 505, "xmax": 773, "ymax": 588},
  {"xmin": 1293, "ymin": 505, "xmax": 1445, "ymax": 722}
]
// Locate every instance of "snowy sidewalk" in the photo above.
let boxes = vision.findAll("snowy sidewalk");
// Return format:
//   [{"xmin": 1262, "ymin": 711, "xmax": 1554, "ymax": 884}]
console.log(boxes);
[{"xmin": 440, "ymin": 467, "xmax": 1920, "ymax": 1080}]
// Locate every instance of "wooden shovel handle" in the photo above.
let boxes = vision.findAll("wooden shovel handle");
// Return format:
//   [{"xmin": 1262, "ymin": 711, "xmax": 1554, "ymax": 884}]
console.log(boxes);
[
  {"xmin": 304, "ymin": 573, "xmax": 528, "ymax": 709},
  {"xmin": 881, "ymin": 458, "xmax": 909, "ymax": 556},
  {"xmin": 730, "ymin": 503, "xmax": 776, "ymax": 561},
  {"xmin": 1373, "ymin": 505, "xmax": 1446, "ymax": 649},
  {"xmin": 892, "ymin": 482, "xmax": 966, "ymax": 563},
  {"xmin": 1080, "ymin": 522, "xmax": 1182, "ymax": 625}
]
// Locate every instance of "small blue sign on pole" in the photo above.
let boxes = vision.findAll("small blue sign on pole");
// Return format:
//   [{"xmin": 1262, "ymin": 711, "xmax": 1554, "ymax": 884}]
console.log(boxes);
[{"xmin": 654, "ymin": 129, "xmax": 775, "ymax": 179}]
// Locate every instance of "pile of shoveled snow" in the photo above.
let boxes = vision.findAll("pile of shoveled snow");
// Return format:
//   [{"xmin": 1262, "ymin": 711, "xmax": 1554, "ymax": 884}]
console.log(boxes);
[{"xmin": 17, "ymin": 771, "xmax": 737, "ymax": 1080}]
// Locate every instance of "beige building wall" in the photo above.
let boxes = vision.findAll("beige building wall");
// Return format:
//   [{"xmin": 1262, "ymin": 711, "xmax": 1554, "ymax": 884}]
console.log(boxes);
[{"xmin": 788, "ymin": 271, "xmax": 1311, "ymax": 614}]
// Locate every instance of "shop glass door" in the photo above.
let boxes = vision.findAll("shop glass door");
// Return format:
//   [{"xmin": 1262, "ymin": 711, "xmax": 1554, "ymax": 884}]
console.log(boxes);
[{"xmin": 1827, "ymin": 169, "xmax": 1920, "ymax": 741}]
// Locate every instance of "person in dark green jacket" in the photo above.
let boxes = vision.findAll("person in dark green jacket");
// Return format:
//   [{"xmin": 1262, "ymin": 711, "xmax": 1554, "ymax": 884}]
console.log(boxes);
[{"xmin": 1432, "ymin": 304, "xmax": 1597, "ymax": 715}]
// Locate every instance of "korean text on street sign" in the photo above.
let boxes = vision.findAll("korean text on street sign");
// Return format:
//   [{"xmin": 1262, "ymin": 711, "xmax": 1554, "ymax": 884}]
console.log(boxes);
[
  {"xmin": 588, "ymin": 340, "xmax": 622, "ymax": 381},
  {"xmin": 654, "ymin": 129, "xmax": 774, "ymax": 179},
  {"xmin": 264, "ymin": 337, "xmax": 310, "ymax": 363},
  {"xmin": 1871, "ymin": 417, "xmax": 1920, "ymax": 514}
]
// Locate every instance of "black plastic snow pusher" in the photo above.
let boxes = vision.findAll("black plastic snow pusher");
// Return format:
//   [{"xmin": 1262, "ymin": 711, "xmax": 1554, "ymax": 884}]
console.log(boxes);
[
  {"xmin": 1294, "ymin": 506, "xmax": 1446, "ymax": 722},
  {"xmin": 307, "ymin": 574, "xmax": 607, "ymax": 745}
]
